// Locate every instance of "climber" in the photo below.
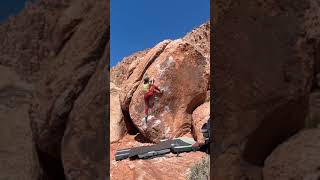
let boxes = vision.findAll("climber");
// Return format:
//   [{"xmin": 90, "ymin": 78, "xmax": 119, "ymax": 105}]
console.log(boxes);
[{"xmin": 143, "ymin": 75, "xmax": 163, "ymax": 122}]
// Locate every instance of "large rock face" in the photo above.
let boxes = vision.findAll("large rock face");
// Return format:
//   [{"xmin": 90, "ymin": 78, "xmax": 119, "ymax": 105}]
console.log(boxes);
[
  {"xmin": 61, "ymin": 50, "xmax": 108, "ymax": 180},
  {"xmin": 30, "ymin": 0, "xmax": 107, "ymax": 160},
  {"xmin": 129, "ymin": 39, "xmax": 209, "ymax": 142},
  {"xmin": 263, "ymin": 129, "xmax": 320, "ymax": 180},
  {"xmin": 213, "ymin": 0, "xmax": 314, "ymax": 179},
  {"xmin": 0, "ymin": 1, "xmax": 70, "ymax": 82},
  {"xmin": 182, "ymin": 22, "xmax": 210, "ymax": 59},
  {"xmin": 119, "ymin": 40, "xmax": 172, "ymax": 112},
  {"xmin": 304, "ymin": 1, "xmax": 320, "ymax": 77},
  {"xmin": 183, "ymin": 22, "xmax": 210, "ymax": 89},
  {"xmin": 0, "ymin": 66, "xmax": 41, "ymax": 180},
  {"xmin": 111, "ymin": 49, "xmax": 150, "ymax": 87},
  {"xmin": 0, "ymin": 0, "xmax": 108, "ymax": 179}
]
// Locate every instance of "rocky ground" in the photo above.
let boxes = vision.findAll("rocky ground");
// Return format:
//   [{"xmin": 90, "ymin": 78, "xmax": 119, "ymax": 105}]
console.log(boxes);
[{"xmin": 110, "ymin": 135, "xmax": 207, "ymax": 180}]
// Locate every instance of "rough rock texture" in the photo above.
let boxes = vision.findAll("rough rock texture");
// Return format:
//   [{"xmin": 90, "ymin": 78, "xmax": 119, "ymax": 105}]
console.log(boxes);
[
  {"xmin": 110, "ymin": 82, "xmax": 126, "ymax": 143},
  {"xmin": 30, "ymin": 0, "xmax": 107, "ymax": 167},
  {"xmin": 182, "ymin": 22, "xmax": 210, "ymax": 59},
  {"xmin": 139, "ymin": 115, "xmax": 164, "ymax": 140},
  {"xmin": 0, "ymin": 0, "xmax": 108, "ymax": 179},
  {"xmin": 304, "ymin": 1, "xmax": 320, "ymax": 78},
  {"xmin": 306, "ymin": 91, "xmax": 320, "ymax": 128},
  {"xmin": 61, "ymin": 50, "xmax": 108, "ymax": 180},
  {"xmin": 192, "ymin": 102, "xmax": 210, "ymax": 144},
  {"xmin": 111, "ymin": 49, "xmax": 150, "ymax": 87},
  {"xmin": 110, "ymin": 135, "xmax": 207, "ymax": 180},
  {"xmin": 119, "ymin": 22, "xmax": 210, "ymax": 114},
  {"xmin": 304, "ymin": 1, "xmax": 320, "ymax": 129},
  {"xmin": 263, "ymin": 129, "xmax": 320, "ymax": 180},
  {"xmin": 303, "ymin": 172, "xmax": 320, "ymax": 180},
  {"xmin": 110, "ymin": 22, "xmax": 210, "ymax": 179},
  {"xmin": 183, "ymin": 22, "xmax": 210, "ymax": 90},
  {"xmin": 0, "ymin": 1, "xmax": 70, "ymax": 82},
  {"xmin": 120, "ymin": 40, "xmax": 171, "ymax": 112},
  {"xmin": 0, "ymin": 66, "xmax": 42, "ymax": 180},
  {"xmin": 213, "ymin": 0, "xmax": 314, "ymax": 179},
  {"xmin": 129, "ymin": 39, "xmax": 209, "ymax": 142},
  {"xmin": 115, "ymin": 23, "xmax": 210, "ymax": 143}
]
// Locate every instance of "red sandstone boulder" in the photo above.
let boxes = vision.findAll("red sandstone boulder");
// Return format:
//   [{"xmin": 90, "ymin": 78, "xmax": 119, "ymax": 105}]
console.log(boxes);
[
  {"xmin": 129, "ymin": 39, "xmax": 209, "ymax": 142},
  {"xmin": 120, "ymin": 40, "xmax": 171, "ymax": 112},
  {"xmin": 110, "ymin": 82, "xmax": 126, "ymax": 143},
  {"xmin": 111, "ymin": 49, "xmax": 150, "ymax": 87},
  {"xmin": 182, "ymin": 22, "xmax": 210, "ymax": 59},
  {"xmin": 192, "ymin": 102, "xmax": 210, "ymax": 144}
]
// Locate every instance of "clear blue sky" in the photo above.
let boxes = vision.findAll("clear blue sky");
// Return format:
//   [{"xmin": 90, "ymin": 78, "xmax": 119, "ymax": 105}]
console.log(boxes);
[
  {"xmin": 110, "ymin": 0, "xmax": 210, "ymax": 67},
  {"xmin": 0, "ymin": 0, "xmax": 28, "ymax": 22},
  {"xmin": 0, "ymin": 0, "xmax": 210, "ymax": 67}
]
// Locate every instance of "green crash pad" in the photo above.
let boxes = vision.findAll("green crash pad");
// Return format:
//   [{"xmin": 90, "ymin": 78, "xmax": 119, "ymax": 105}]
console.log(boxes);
[{"xmin": 171, "ymin": 137, "xmax": 197, "ymax": 153}]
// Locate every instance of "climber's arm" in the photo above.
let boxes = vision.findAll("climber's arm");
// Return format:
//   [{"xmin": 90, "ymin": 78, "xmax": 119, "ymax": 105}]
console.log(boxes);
[{"xmin": 153, "ymin": 85, "xmax": 161, "ymax": 92}]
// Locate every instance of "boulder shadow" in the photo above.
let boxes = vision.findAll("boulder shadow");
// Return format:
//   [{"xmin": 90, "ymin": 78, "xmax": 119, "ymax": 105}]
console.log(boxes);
[{"xmin": 134, "ymin": 133, "xmax": 153, "ymax": 143}]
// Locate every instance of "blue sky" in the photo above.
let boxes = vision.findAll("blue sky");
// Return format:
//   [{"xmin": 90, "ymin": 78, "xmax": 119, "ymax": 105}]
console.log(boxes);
[
  {"xmin": 110, "ymin": 0, "xmax": 210, "ymax": 67},
  {"xmin": 0, "ymin": 0, "xmax": 210, "ymax": 67},
  {"xmin": 0, "ymin": 0, "xmax": 28, "ymax": 22}
]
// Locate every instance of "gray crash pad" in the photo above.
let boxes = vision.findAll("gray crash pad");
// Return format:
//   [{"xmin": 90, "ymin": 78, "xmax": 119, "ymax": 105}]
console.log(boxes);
[{"xmin": 115, "ymin": 137, "xmax": 197, "ymax": 161}]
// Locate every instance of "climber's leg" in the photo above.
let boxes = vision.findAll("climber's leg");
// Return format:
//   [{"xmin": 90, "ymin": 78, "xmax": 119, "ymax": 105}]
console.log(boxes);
[{"xmin": 144, "ymin": 92, "xmax": 152, "ymax": 121}]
